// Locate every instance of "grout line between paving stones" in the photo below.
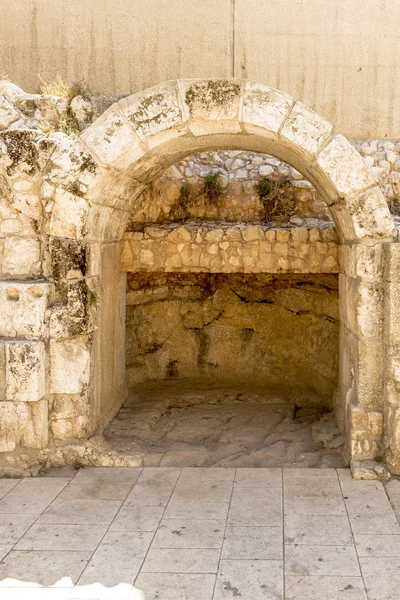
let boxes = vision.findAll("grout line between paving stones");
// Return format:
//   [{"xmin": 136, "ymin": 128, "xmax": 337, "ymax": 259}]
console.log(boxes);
[
  {"xmin": 337, "ymin": 468, "xmax": 369, "ymax": 599},
  {"xmin": 0, "ymin": 477, "xmax": 74, "ymax": 562},
  {"xmin": 131, "ymin": 467, "xmax": 183, "ymax": 589},
  {"xmin": 210, "ymin": 467, "xmax": 236, "ymax": 600}
]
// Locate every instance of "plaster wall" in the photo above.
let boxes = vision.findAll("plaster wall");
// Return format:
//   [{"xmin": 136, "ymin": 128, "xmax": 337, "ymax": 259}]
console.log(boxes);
[{"xmin": 1, "ymin": 0, "xmax": 400, "ymax": 137}]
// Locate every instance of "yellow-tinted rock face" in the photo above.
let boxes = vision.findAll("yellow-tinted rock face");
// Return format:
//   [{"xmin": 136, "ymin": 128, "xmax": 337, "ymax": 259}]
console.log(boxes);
[{"xmin": 125, "ymin": 272, "xmax": 339, "ymax": 406}]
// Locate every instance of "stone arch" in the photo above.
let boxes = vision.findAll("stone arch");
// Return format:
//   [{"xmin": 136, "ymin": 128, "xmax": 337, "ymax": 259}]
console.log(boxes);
[{"xmin": 1, "ymin": 79, "xmax": 397, "ymax": 474}]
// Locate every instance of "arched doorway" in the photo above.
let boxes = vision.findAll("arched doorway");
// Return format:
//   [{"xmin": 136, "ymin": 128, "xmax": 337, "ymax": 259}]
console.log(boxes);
[{"xmin": 0, "ymin": 80, "xmax": 396, "ymax": 474}]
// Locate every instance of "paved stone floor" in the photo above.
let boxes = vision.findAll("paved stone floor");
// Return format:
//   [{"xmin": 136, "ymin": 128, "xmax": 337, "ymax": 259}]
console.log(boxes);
[{"xmin": 0, "ymin": 467, "xmax": 400, "ymax": 599}]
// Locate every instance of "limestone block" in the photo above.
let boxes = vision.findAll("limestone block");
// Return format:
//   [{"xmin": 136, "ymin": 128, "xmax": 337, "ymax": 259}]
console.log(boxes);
[
  {"xmin": 0, "ymin": 399, "xmax": 48, "ymax": 452},
  {"xmin": 50, "ymin": 237, "xmax": 87, "ymax": 281},
  {"xmin": 70, "ymin": 95, "xmax": 94, "ymax": 129},
  {"xmin": 225, "ymin": 228, "xmax": 243, "ymax": 241},
  {"xmin": 276, "ymin": 229, "xmax": 290, "ymax": 242},
  {"xmin": 344, "ymin": 277, "xmax": 383, "ymax": 338},
  {"xmin": 291, "ymin": 228, "xmax": 308, "ymax": 242},
  {"xmin": 179, "ymin": 79, "xmax": 242, "ymax": 135},
  {"xmin": 242, "ymin": 225, "xmax": 264, "ymax": 242},
  {"xmin": 0, "ymin": 95, "xmax": 20, "ymax": 129},
  {"xmin": 349, "ymin": 186, "xmax": 395, "ymax": 240},
  {"xmin": 14, "ymin": 93, "xmax": 68, "ymax": 126},
  {"xmin": 2, "ymin": 236, "xmax": 41, "ymax": 276},
  {"xmin": 242, "ymin": 82, "xmax": 292, "ymax": 133},
  {"xmin": 81, "ymin": 105, "xmax": 144, "ymax": 167},
  {"xmin": 49, "ymin": 188, "xmax": 88, "ymax": 239},
  {"xmin": 44, "ymin": 134, "xmax": 98, "ymax": 195},
  {"xmin": 384, "ymin": 243, "xmax": 400, "ymax": 283},
  {"xmin": 0, "ymin": 282, "xmax": 49, "ymax": 338},
  {"xmin": 385, "ymin": 282, "xmax": 400, "ymax": 346},
  {"xmin": 50, "ymin": 336, "xmax": 90, "ymax": 394},
  {"xmin": 0, "ymin": 130, "xmax": 39, "ymax": 179},
  {"xmin": 281, "ymin": 101, "xmax": 332, "ymax": 154},
  {"xmin": 204, "ymin": 229, "xmax": 224, "ymax": 242},
  {"xmin": 265, "ymin": 230, "xmax": 276, "ymax": 242},
  {"xmin": 350, "ymin": 460, "xmax": 390, "ymax": 480},
  {"xmin": 167, "ymin": 227, "xmax": 192, "ymax": 244},
  {"xmin": 317, "ymin": 135, "xmax": 377, "ymax": 196},
  {"xmin": 0, "ymin": 341, "xmax": 45, "ymax": 402},
  {"xmin": 120, "ymin": 82, "xmax": 184, "ymax": 145},
  {"xmin": 85, "ymin": 204, "xmax": 130, "ymax": 241},
  {"xmin": 9, "ymin": 191, "xmax": 42, "ymax": 222},
  {"xmin": 367, "ymin": 411, "xmax": 383, "ymax": 436},
  {"xmin": 340, "ymin": 244, "xmax": 384, "ymax": 281},
  {"xmin": 350, "ymin": 436, "xmax": 381, "ymax": 461},
  {"xmin": 353, "ymin": 337, "xmax": 384, "ymax": 409},
  {"xmin": 50, "ymin": 393, "xmax": 90, "ymax": 440}
]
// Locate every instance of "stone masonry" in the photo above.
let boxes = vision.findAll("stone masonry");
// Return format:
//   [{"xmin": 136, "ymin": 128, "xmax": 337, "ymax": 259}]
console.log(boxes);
[{"xmin": 0, "ymin": 78, "xmax": 400, "ymax": 478}]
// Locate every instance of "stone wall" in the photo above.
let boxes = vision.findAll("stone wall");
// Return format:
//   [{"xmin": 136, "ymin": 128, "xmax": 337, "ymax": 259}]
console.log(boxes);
[
  {"xmin": 0, "ymin": 78, "xmax": 399, "ymax": 478},
  {"xmin": 121, "ymin": 223, "xmax": 338, "ymax": 274},
  {"xmin": 128, "ymin": 142, "xmax": 400, "ymax": 227},
  {"xmin": 126, "ymin": 272, "xmax": 339, "ymax": 405}
]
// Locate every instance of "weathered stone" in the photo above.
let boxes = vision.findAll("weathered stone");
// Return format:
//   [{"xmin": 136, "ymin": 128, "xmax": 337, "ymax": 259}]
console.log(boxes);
[
  {"xmin": 2, "ymin": 236, "xmax": 41, "ymax": 276},
  {"xmin": 120, "ymin": 82, "xmax": 183, "ymax": 142},
  {"xmin": 50, "ymin": 336, "xmax": 90, "ymax": 394},
  {"xmin": 281, "ymin": 101, "xmax": 332, "ymax": 154},
  {"xmin": 50, "ymin": 188, "xmax": 88, "ymax": 239},
  {"xmin": 81, "ymin": 105, "xmax": 144, "ymax": 167},
  {"xmin": 242, "ymin": 82, "xmax": 292, "ymax": 133},
  {"xmin": 0, "ymin": 399, "xmax": 48, "ymax": 452},
  {"xmin": 317, "ymin": 134, "xmax": 377, "ymax": 196},
  {"xmin": 350, "ymin": 460, "xmax": 391, "ymax": 480},
  {"xmin": 0, "ymin": 95, "xmax": 20, "ymax": 130},
  {"xmin": 0, "ymin": 282, "xmax": 49, "ymax": 339},
  {"xmin": 1, "ymin": 340, "xmax": 45, "ymax": 402}
]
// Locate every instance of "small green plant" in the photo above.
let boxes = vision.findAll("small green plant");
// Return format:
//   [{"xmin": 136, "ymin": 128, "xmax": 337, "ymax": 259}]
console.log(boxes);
[
  {"xmin": 202, "ymin": 172, "xmax": 223, "ymax": 204},
  {"xmin": 255, "ymin": 176, "xmax": 297, "ymax": 222},
  {"xmin": 255, "ymin": 177, "xmax": 276, "ymax": 199},
  {"xmin": 170, "ymin": 182, "xmax": 194, "ymax": 220},
  {"xmin": 88, "ymin": 290, "xmax": 98, "ymax": 306},
  {"xmin": 179, "ymin": 182, "xmax": 192, "ymax": 209}
]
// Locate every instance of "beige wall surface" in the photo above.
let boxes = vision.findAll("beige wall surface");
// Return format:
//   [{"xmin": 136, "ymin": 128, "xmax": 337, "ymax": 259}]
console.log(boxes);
[{"xmin": 1, "ymin": 0, "xmax": 400, "ymax": 138}]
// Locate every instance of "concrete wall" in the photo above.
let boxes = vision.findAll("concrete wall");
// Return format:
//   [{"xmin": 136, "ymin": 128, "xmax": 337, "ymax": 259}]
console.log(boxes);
[{"xmin": 1, "ymin": 0, "xmax": 399, "ymax": 138}]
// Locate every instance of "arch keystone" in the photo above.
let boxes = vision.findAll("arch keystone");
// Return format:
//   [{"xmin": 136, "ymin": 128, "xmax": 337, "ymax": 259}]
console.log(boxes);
[{"xmin": 178, "ymin": 79, "xmax": 243, "ymax": 135}]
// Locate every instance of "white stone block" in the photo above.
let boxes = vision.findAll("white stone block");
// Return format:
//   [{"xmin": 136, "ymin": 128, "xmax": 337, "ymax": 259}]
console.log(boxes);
[
  {"xmin": 120, "ymin": 81, "xmax": 183, "ymax": 141},
  {"xmin": 242, "ymin": 82, "xmax": 293, "ymax": 133},
  {"xmin": 317, "ymin": 135, "xmax": 377, "ymax": 196},
  {"xmin": 81, "ymin": 106, "xmax": 144, "ymax": 167},
  {"xmin": 179, "ymin": 79, "xmax": 242, "ymax": 135},
  {"xmin": 0, "ymin": 95, "xmax": 20, "ymax": 129},
  {"xmin": 281, "ymin": 101, "xmax": 332, "ymax": 154},
  {"xmin": 50, "ymin": 336, "xmax": 90, "ymax": 394},
  {"xmin": 2, "ymin": 236, "xmax": 41, "ymax": 276},
  {"xmin": 0, "ymin": 282, "xmax": 49, "ymax": 339},
  {"xmin": 0, "ymin": 340, "xmax": 45, "ymax": 402},
  {"xmin": 50, "ymin": 188, "xmax": 88, "ymax": 240}
]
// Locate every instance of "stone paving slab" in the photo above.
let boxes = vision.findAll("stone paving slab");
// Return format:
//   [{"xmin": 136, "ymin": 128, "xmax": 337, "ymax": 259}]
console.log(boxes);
[{"xmin": 0, "ymin": 467, "xmax": 399, "ymax": 598}]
